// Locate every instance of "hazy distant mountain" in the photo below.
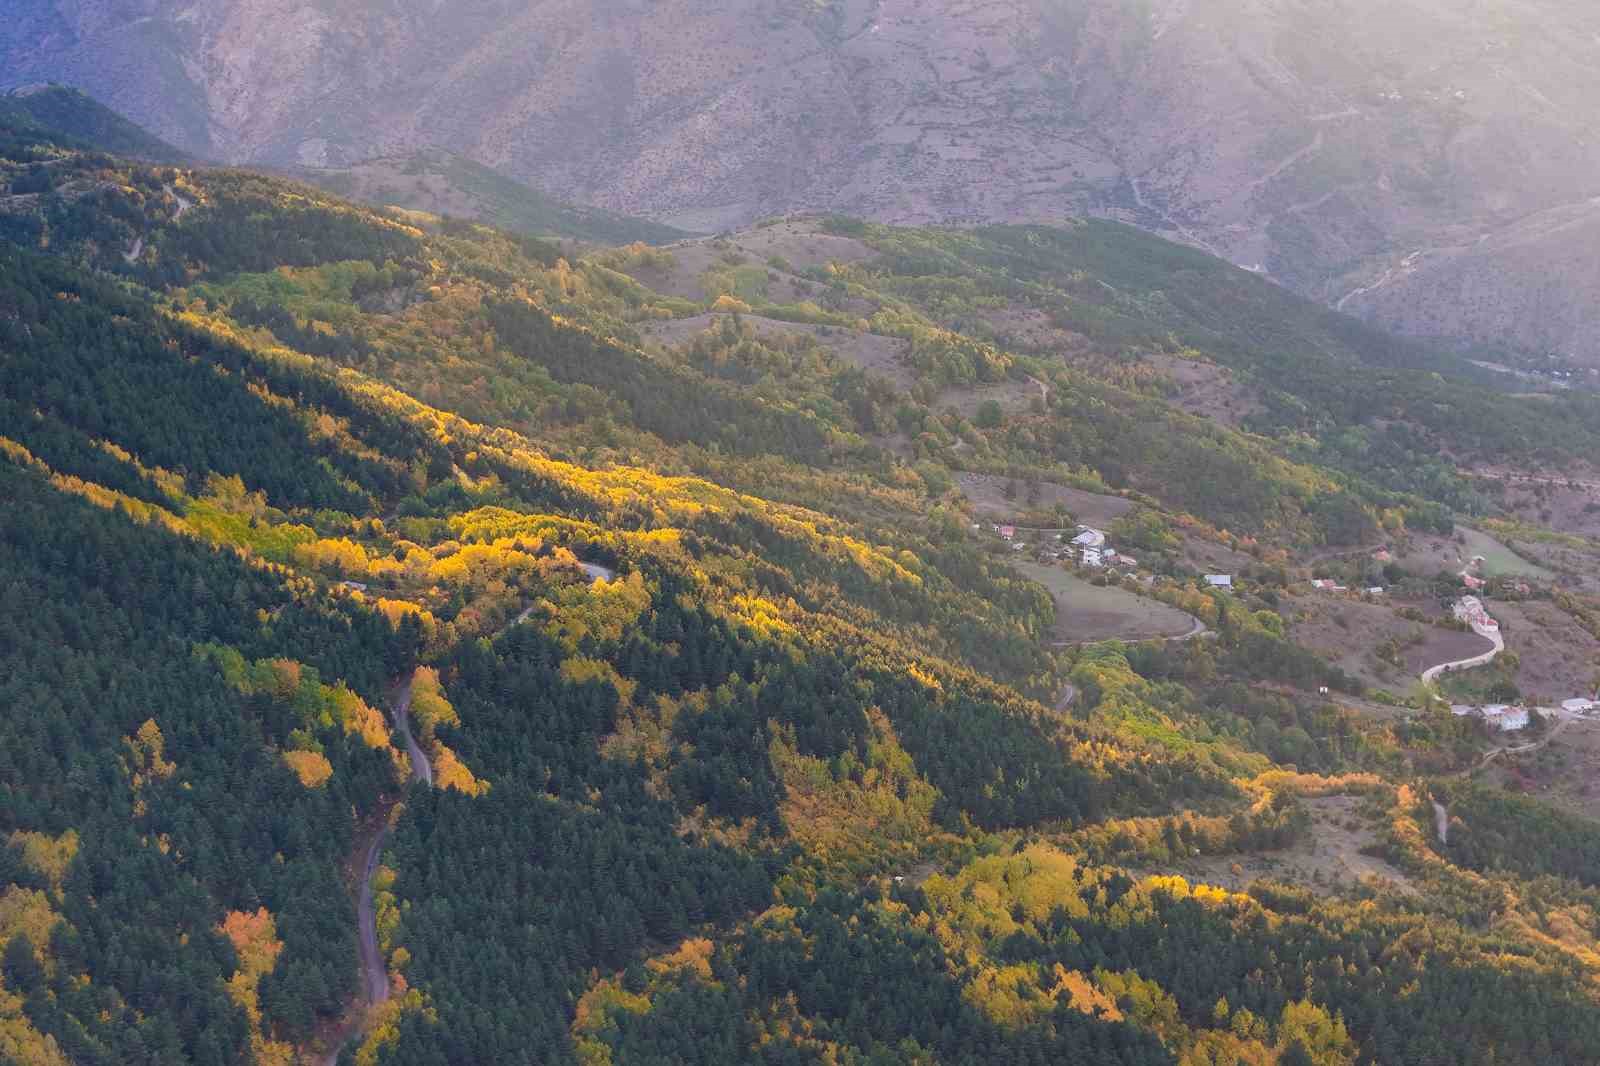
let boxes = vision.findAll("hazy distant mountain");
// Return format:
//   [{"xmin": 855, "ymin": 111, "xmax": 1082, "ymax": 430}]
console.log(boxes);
[{"xmin": 7, "ymin": 0, "xmax": 1600, "ymax": 359}]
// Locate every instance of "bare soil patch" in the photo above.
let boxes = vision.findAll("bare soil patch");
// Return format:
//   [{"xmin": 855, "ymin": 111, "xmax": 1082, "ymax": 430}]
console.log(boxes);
[
  {"xmin": 1151, "ymin": 795, "xmax": 1413, "ymax": 897},
  {"xmin": 639, "ymin": 313, "xmax": 915, "ymax": 390},
  {"xmin": 956, "ymin": 473, "xmax": 1135, "ymax": 526},
  {"xmin": 1011, "ymin": 561, "xmax": 1198, "ymax": 643}
]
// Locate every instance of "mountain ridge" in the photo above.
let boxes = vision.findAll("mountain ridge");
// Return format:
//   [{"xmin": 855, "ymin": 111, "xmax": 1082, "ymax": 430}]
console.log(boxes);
[{"xmin": 7, "ymin": 0, "xmax": 1600, "ymax": 361}]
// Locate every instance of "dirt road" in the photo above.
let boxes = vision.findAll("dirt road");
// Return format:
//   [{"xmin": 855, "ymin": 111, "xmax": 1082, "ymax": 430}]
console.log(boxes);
[
  {"xmin": 323, "ymin": 675, "xmax": 433, "ymax": 1065},
  {"xmin": 354, "ymin": 827, "xmax": 390, "ymax": 1007},
  {"xmin": 391, "ymin": 677, "xmax": 432, "ymax": 788}
]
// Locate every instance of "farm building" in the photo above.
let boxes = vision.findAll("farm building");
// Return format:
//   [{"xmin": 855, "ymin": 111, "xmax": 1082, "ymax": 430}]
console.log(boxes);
[
  {"xmin": 1072, "ymin": 528, "xmax": 1107, "ymax": 548},
  {"xmin": 1453, "ymin": 596, "xmax": 1498, "ymax": 630},
  {"xmin": 1452, "ymin": 704, "xmax": 1531, "ymax": 732},
  {"xmin": 1204, "ymin": 575, "xmax": 1233, "ymax": 589},
  {"xmin": 1481, "ymin": 705, "xmax": 1530, "ymax": 732},
  {"xmin": 998, "ymin": 525, "xmax": 1016, "ymax": 540}
]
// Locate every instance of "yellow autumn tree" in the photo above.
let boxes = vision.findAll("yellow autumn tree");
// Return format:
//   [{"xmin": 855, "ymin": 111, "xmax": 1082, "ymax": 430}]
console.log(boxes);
[
  {"xmin": 218, "ymin": 908, "xmax": 293, "ymax": 1065},
  {"xmin": 6, "ymin": 831, "xmax": 77, "ymax": 895},
  {"xmin": 408, "ymin": 667, "xmax": 460, "ymax": 739},
  {"xmin": 282, "ymin": 749, "xmax": 334, "ymax": 788}
]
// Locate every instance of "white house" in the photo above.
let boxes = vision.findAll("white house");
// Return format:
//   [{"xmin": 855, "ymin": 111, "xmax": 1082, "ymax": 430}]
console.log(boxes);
[
  {"xmin": 1480, "ymin": 705, "xmax": 1530, "ymax": 732},
  {"xmin": 1072, "ymin": 528, "xmax": 1106, "ymax": 548},
  {"xmin": 1204, "ymin": 575, "xmax": 1233, "ymax": 589},
  {"xmin": 1081, "ymin": 547, "xmax": 1104, "ymax": 568}
]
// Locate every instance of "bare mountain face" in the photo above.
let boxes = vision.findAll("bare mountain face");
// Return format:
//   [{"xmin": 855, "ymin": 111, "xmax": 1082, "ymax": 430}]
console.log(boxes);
[{"xmin": 7, "ymin": 0, "xmax": 1600, "ymax": 360}]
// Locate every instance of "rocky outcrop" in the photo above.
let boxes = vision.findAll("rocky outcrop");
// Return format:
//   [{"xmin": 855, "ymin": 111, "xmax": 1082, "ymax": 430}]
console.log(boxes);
[{"xmin": 9, "ymin": 0, "xmax": 1600, "ymax": 359}]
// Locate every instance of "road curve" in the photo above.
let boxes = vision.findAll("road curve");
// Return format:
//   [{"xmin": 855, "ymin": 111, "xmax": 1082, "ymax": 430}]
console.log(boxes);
[
  {"xmin": 391, "ymin": 677, "xmax": 433, "ymax": 787},
  {"xmin": 1420, "ymin": 624, "xmax": 1503, "ymax": 684}
]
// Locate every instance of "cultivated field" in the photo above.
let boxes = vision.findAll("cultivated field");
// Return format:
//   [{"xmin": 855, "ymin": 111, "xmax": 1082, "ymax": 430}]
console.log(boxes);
[
  {"xmin": 1490, "ymin": 600, "xmax": 1600, "ymax": 703},
  {"xmin": 1011, "ymin": 561, "xmax": 1199, "ymax": 643},
  {"xmin": 1389, "ymin": 527, "xmax": 1553, "ymax": 581},
  {"xmin": 1289, "ymin": 595, "xmax": 1492, "ymax": 692}
]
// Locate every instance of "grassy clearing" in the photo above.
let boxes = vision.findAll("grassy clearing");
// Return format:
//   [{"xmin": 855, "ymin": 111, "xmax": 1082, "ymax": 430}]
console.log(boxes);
[{"xmin": 1458, "ymin": 526, "xmax": 1555, "ymax": 580}]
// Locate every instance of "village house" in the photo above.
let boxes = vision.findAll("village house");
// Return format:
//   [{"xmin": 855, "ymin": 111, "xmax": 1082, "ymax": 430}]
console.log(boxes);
[
  {"xmin": 1453, "ymin": 595, "xmax": 1498, "ymax": 631},
  {"xmin": 1072, "ymin": 527, "xmax": 1107, "ymax": 549},
  {"xmin": 1204, "ymin": 574, "xmax": 1233, "ymax": 589},
  {"xmin": 1452, "ymin": 703, "xmax": 1531, "ymax": 732}
]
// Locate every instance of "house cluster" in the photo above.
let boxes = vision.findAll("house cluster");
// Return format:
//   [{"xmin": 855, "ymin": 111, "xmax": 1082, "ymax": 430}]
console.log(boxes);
[
  {"xmin": 997, "ymin": 523, "xmax": 1142, "ymax": 570},
  {"xmin": 1068, "ymin": 526, "xmax": 1138, "ymax": 570},
  {"xmin": 1453, "ymin": 595, "xmax": 1500, "ymax": 632},
  {"xmin": 1451, "ymin": 704, "xmax": 1532, "ymax": 732}
]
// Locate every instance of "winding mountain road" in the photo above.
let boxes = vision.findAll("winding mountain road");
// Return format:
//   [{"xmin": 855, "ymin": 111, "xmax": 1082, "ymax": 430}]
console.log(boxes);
[
  {"xmin": 324, "ymin": 675, "xmax": 432, "ymax": 1065},
  {"xmin": 391, "ymin": 678, "xmax": 432, "ymax": 788},
  {"xmin": 328, "ymin": 564, "xmax": 614, "ymax": 1061},
  {"xmin": 1420, "ymin": 624, "xmax": 1504, "ymax": 684}
]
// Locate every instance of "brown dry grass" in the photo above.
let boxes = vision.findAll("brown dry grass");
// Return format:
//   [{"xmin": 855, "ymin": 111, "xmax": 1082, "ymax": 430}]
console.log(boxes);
[
  {"xmin": 955, "ymin": 473, "xmax": 1135, "ymax": 527},
  {"xmin": 1153, "ymin": 795, "xmax": 1414, "ymax": 897}
]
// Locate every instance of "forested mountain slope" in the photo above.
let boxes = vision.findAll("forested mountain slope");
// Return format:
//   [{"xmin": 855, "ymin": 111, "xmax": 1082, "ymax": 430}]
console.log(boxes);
[
  {"xmin": 5, "ymin": 122, "xmax": 1600, "ymax": 1066},
  {"xmin": 290, "ymin": 149, "xmax": 688, "ymax": 246},
  {"xmin": 7, "ymin": 1, "xmax": 1600, "ymax": 362}
]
